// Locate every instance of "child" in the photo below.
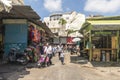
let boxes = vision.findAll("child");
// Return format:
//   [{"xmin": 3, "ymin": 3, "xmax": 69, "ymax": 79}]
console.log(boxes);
[
  {"xmin": 37, "ymin": 55, "xmax": 45, "ymax": 68},
  {"xmin": 45, "ymin": 55, "xmax": 49, "ymax": 66},
  {"xmin": 60, "ymin": 51, "xmax": 65, "ymax": 65}
]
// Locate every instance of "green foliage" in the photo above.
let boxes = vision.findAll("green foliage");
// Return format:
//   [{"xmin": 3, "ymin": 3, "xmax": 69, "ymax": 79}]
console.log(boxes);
[
  {"xmin": 79, "ymin": 21, "xmax": 91, "ymax": 33},
  {"xmin": 58, "ymin": 18, "xmax": 67, "ymax": 25},
  {"xmin": 67, "ymin": 29, "xmax": 77, "ymax": 34},
  {"xmin": 66, "ymin": 30, "xmax": 78, "ymax": 37}
]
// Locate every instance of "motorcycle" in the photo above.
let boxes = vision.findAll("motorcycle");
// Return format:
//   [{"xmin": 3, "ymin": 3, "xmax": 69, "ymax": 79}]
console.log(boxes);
[
  {"xmin": 8, "ymin": 48, "xmax": 28, "ymax": 65},
  {"xmin": 24, "ymin": 48, "xmax": 34, "ymax": 62}
]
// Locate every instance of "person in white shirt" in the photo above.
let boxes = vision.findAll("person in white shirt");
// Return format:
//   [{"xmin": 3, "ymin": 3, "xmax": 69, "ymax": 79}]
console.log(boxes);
[
  {"xmin": 57, "ymin": 45, "xmax": 62, "ymax": 60},
  {"xmin": 45, "ymin": 43, "xmax": 53, "ymax": 65},
  {"xmin": 60, "ymin": 51, "xmax": 65, "ymax": 65}
]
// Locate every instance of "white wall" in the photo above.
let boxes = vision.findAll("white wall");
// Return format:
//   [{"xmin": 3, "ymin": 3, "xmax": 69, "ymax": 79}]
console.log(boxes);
[
  {"xmin": 11, "ymin": 0, "xmax": 24, "ymax": 5},
  {"xmin": 43, "ymin": 11, "xmax": 85, "ymax": 37}
]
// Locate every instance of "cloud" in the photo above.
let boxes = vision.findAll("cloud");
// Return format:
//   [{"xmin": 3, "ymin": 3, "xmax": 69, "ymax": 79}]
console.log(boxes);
[
  {"xmin": 84, "ymin": 0, "xmax": 120, "ymax": 13},
  {"xmin": 44, "ymin": 0, "xmax": 62, "ymax": 12}
]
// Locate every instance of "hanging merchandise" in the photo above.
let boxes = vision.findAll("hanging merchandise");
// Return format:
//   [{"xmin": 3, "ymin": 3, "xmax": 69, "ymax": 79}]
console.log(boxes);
[
  {"xmin": 28, "ymin": 25, "xmax": 34, "ymax": 41},
  {"xmin": 37, "ymin": 30, "xmax": 41, "ymax": 43},
  {"xmin": 33, "ymin": 29, "xmax": 38, "ymax": 42},
  {"xmin": 29, "ymin": 25, "xmax": 39, "ymax": 43}
]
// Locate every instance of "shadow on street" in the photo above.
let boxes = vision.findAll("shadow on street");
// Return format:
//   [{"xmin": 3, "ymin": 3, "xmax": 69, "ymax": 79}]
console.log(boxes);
[
  {"xmin": 70, "ymin": 55, "xmax": 88, "ymax": 64},
  {"xmin": 70, "ymin": 55, "xmax": 120, "ymax": 67},
  {"xmin": 91, "ymin": 62, "xmax": 120, "ymax": 67},
  {"xmin": 0, "ymin": 63, "xmax": 30, "ymax": 80}
]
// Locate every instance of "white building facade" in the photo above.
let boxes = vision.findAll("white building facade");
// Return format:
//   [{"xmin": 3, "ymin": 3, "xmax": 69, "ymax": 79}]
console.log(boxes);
[
  {"xmin": 0, "ymin": 0, "xmax": 24, "ymax": 12},
  {"xmin": 44, "ymin": 11, "xmax": 85, "ymax": 44},
  {"xmin": 11, "ymin": 0, "xmax": 24, "ymax": 5}
]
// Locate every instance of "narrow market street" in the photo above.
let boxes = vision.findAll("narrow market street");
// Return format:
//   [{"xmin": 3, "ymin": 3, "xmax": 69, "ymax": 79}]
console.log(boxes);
[
  {"xmin": 1, "ymin": 0, "xmax": 120, "ymax": 80},
  {"xmin": 17, "ymin": 52, "xmax": 120, "ymax": 80}
]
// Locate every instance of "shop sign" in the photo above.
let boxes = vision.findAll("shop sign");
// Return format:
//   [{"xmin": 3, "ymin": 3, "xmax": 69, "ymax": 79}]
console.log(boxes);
[{"xmin": 94, "ymin": 32, "xmax": 111, "ymax": 35}]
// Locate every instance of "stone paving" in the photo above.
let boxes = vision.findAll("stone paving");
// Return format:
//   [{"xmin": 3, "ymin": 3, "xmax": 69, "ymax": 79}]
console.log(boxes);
[{"xmin": 1, "ymin": 53, "xmax": 120, "ymax": 80}]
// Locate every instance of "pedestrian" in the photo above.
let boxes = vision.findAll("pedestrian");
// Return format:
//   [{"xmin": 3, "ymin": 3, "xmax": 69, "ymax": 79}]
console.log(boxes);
[
  {"xmin": 57, "ymin": 44, "xmax": 62, "ymax": 60},
  {"xmin": 52, "ymin": 45, "xmax": 56, "ymax": 57},
  {"xmin": 60, "ymin": 51, "xmax": 65, "ymax": 65},
  {"xmin": 45, "ymin": 43, "xmax": 53, "ymax": 65}
]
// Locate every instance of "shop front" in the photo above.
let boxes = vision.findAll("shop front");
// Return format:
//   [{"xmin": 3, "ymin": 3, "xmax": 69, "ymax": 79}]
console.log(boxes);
[
  {"xmin": 91, "ymin": 29, "xmax": 118, "ymax": 62},
  {"xmin": 80, "ymin": 16, "xmax": 120, "ymax": 61},
  {"xmin": 3, "ymin": 19, "xmax": 28, "ymax": 54},
  {"xmin": 0, "ymin": 5, "xmax": 41, "ymax": 57},
  {"xmin": 0, "ymin": 5, "xmax": 53, "ymax": 62}
]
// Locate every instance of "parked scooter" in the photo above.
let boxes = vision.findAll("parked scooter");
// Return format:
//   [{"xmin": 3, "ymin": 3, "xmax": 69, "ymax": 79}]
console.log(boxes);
[
  {"xmin": 24, "ymin": 47, "xmax": 35, "ymax": 62},
  {"xmin": 8, "ymin": 48, "xmax": 28, "ymax": 65}
]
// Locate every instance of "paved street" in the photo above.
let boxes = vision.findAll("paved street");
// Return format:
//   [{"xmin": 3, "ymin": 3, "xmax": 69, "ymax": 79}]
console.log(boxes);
[{"xmin": 17, "ymin": 53, "xmax": 120, "ymax": 80}]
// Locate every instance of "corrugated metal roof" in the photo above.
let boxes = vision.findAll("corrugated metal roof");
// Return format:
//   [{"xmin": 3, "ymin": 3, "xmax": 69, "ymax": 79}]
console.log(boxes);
[
  {"xmin": 92, "ymin": 25, "xmax": 120, "ymax": 30},
  {"xmin": 0, "ymin": 5, "xmax": 40, "ymax": 20},
  {"xmin": 0, "ymin": 5, "xmax": 54, "ymax": 37},
  {"xmin": 31, "ymin": 20, "xmax": 54, "ymax": 37},
  {"xmin": 87, "ymin": 16, "xmax": 120, "ymax": 20},
  {"xmin": 37, "ymin": 21, "xmax": 54, "ymax": 37}
]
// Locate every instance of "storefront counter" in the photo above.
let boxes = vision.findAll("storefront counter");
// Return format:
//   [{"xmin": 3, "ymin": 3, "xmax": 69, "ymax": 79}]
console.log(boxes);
[{"xmin": 92, "ymin": 48, "xmax": 117, "ymax": 61}]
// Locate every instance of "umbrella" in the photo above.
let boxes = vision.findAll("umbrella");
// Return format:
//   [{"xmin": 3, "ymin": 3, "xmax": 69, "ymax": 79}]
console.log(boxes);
[
  {"xmin": 72, "ymin": 38, "xmax": 81, "ymax": 42},
  {"xmin": 0, "ymin": 0, "xmax": 12, "ymax": 12}
]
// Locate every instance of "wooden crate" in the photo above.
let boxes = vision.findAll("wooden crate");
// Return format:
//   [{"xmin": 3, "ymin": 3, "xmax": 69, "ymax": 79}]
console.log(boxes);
[{"xmin": 92, "ymin": 49, "xmax": 101, "ymax": 61}]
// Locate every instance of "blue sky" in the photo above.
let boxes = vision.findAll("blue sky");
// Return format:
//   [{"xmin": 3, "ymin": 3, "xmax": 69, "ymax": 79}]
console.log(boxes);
[{"xmin": 24, "ymin": 0, "xmax": 120, "ymax": 20}]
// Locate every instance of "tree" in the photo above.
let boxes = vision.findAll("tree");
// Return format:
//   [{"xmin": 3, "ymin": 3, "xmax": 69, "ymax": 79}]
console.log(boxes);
[
  {"xmin": 58, "ymin": 18, "xmax": 67, "ymax": 36},
  {"xmin": 59, "ymin": 18, "xmax": 78, "ymax": 37},
  {"xmin": 58, "ymin": 18, "xmax": 67, "ymax": 26}
]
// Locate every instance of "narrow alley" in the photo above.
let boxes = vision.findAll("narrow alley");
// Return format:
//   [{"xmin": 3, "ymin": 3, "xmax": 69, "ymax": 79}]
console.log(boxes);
[{"xmin": 17, "ymin": 53, "xmax": 120, "ymax": 80}]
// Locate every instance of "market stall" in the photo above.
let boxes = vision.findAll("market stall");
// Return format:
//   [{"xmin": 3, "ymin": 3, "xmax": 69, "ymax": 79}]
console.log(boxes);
[{"xmin": 80, "ymin": 16, "xmax": 120, "ymax": 61}]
